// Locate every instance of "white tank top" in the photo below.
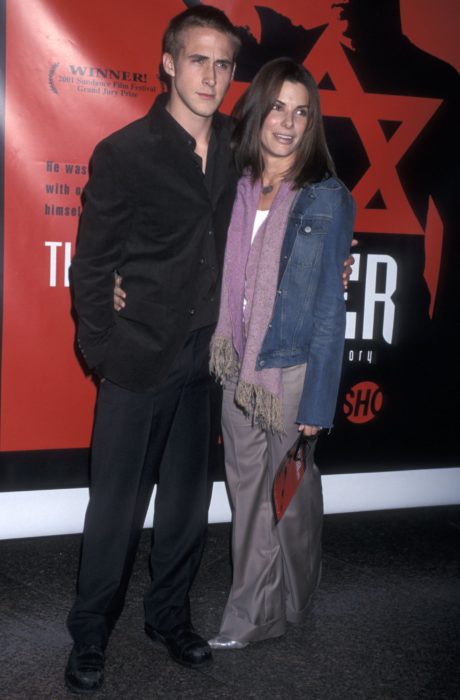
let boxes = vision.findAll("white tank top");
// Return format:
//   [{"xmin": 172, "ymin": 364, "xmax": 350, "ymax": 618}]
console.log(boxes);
[
  {"xmin": 252, "ymin": 209, "xmax": 270, "ymax": 244},
  {"xmin": 244, "ymin": 210, "xmax": 270, "ymax": 311}
]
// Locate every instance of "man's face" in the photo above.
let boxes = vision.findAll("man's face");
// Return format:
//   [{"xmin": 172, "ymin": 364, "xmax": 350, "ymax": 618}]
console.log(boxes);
[{"xmin": 163, "ymin": 27, "xmax": 236, "ymax": 121}]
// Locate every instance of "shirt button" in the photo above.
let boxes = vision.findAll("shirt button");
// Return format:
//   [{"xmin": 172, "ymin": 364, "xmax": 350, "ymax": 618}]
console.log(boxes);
[
  {"xmin": 259, "ymin": 360, "xmax": 265, "ymax": 367},
  {"xmin": 189, "ymin": 308, "xmax": 195, "ymax": 315},
  {"xmin": 208, "ymin": 230, "xmax": 213, "ymax": 236},
  {"xmin": 304, "ymin": 226, "xmax": 312, "ymax": 233},
  {"xmin": 199, "ymin": 258, "xmax": 205, "ymax": 264},
  {"xmin": 277, "ymin": 290, "xmax": 282, "ymax": 295}
]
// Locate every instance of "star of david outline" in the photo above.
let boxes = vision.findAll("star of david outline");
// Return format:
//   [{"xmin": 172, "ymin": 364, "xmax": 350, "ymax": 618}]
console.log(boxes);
[
  {"xmin": 305, "ymin": 25, "xmax": 444, "ymax": 315},
  {"xmin": 305, "ymin": 27, "xmax": 443, "ymax": 235}
]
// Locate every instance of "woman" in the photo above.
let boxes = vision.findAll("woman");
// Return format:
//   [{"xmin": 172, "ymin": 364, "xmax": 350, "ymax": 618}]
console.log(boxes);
[{"xmin": 207, "ymin": 57, "xmax": 355, "ymax": 649}]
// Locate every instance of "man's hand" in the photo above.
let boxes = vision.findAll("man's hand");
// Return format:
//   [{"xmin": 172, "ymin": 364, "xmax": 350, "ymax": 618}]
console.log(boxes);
[
  {"xmin": 342, "ymin": 238, "xmax": 358, "ymax": 290},
  {"xmin": 114, "ymin": 274, "xmax": 126, "ymax": 311}
]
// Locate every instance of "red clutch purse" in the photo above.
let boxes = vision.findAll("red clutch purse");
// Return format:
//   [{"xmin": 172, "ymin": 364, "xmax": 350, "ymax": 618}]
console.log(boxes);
[{"xmin": 272, "ymin": 434, "xmax": 318, "ymax": 523}]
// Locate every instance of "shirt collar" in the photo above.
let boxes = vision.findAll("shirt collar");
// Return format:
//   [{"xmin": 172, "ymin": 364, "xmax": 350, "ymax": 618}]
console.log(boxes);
[{"xmin": 148, "ymin": 91, "xmax": 225, "ymax": 147}]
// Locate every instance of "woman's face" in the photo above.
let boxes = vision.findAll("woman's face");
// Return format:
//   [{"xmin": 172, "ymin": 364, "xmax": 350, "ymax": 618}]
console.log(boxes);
[{"xmin": 260, "ymin": 80, "xmax": 310, "ymax": 166}]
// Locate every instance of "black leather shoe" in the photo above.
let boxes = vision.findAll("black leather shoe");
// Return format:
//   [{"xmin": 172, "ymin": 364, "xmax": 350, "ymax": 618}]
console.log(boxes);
[
  {"xmin": 65, "ymin": 644, "xmax": 105, "ymax": 694},
  {"xmin": 145, "ymin": 622, "xmax": 213, "ymax": 668}
]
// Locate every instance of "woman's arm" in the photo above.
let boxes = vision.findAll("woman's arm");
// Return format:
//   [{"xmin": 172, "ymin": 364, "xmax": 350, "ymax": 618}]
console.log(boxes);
[{"xmin": 296, "ymin": 184, "xmax": 356, "ymax": 428}]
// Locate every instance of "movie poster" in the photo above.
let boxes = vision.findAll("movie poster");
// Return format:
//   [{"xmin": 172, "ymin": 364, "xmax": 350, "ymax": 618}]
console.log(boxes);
[{"xmin": 0, "ymin": 0, "xmax": 458, "ymax": 490}]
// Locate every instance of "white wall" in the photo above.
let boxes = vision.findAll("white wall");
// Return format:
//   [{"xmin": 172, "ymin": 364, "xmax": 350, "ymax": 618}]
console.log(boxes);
[{"xmin": 0, "ymin": 468, "xmax": 459, "ymax": 540}]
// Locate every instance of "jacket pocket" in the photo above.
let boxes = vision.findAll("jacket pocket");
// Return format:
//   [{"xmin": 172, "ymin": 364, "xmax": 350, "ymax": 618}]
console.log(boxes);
[{"xmin": 292, "ymin": 215, "xmax": 331, "ymax": 268}]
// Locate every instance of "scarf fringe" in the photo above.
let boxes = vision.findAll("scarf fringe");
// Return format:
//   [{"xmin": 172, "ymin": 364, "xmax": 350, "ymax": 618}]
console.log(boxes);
[
  {"xmin": 210, "ymin": 336, "xmax": 284, "ymax": 434},
  {"xmin": 235, "ymin": 380, "xmax": 284, "ymax": 435},
  {"xmin": 209, "ymin": 336, "xmax": 239, "ymax": 383}
]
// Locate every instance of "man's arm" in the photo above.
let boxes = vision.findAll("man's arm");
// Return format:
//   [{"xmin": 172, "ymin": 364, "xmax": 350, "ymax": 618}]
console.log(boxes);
[
  {"xmin": 71, "ymin": 140, "xmax": 134, "ymax": 370},
  {"xmin": 342, "ymin": 240, "xmax": 357, "ymax": 289}
]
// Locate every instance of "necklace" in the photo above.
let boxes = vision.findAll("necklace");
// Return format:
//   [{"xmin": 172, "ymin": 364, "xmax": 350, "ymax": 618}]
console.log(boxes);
[{"xmin": 262, "ymin": 174, "xmax": 284, "ymax": 195}]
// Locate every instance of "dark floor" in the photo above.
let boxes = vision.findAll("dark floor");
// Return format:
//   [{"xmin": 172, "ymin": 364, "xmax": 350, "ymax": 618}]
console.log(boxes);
[{"xmin": 0, "ymin": 506, "xmax": 459, "ymax": 699}]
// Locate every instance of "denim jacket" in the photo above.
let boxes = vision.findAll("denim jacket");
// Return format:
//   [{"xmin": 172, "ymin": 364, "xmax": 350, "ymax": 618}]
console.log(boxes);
[{"xmin": 256, "ymin": 177, "xmax": 355, "ymax": 428}]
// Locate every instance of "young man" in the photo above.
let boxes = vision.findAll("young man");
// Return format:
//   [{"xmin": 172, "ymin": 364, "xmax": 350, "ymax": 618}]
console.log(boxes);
[{"xmin": 66, "ymin": 7, "xmax": 241, "ymax": 693}]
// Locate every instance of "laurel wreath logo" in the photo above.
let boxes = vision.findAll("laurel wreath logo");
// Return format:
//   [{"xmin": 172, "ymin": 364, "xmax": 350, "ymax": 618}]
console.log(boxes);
[{"xmin": 48, "ymin": 63, "xmax": 60, "ymax": 94}]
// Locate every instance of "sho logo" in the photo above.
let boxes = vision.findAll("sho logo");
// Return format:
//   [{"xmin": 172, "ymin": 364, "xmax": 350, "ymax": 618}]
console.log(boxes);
[{"xmin": 343, "ymin": 381, "xmax": 383, "ymax": 424}]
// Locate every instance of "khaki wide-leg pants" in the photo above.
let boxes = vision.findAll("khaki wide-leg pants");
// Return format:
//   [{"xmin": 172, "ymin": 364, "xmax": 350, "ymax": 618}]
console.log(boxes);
[{"xmin": 218, "ymin": 364, "xmax": 323, "ymax": 643}]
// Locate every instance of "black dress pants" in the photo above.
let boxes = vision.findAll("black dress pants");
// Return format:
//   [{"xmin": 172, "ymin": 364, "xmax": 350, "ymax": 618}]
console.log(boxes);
[{"xmin": 67, "ymin": 326, "xmax": 213, "ymax": 648}]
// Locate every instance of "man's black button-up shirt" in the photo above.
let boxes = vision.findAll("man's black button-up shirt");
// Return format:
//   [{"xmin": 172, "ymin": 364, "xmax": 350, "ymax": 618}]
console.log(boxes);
[{"xmin": 166, "ymin": 108, "xmax": 223, "ymax": 331}]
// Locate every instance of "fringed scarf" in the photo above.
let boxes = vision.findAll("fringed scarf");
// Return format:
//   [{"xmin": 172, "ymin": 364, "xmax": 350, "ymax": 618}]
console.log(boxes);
[{"xmin": 210, "ymin": 175, "xmax": 297, "ymax": 433}]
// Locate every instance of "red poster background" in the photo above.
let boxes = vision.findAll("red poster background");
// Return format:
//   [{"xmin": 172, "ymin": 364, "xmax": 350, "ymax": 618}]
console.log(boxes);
[{"xmin": 1, "ymin": 0, "xmax": 459, "ymax": 454}]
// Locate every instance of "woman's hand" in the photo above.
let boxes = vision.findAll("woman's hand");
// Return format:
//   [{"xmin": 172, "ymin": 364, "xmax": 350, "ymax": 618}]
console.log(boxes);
[
  {"xmin": 298, "ymin": 424, "xmax": 321, "ymax": 437},
  {"xmin": 114, "ymin": 273, "xmax": 126, "ymax": 311}
]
